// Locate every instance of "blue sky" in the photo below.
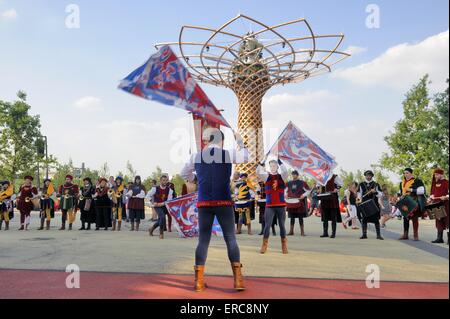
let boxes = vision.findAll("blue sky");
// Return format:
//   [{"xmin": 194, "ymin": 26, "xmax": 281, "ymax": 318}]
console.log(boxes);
[{"xmin": 0, "ymin": 0, "xmax": 449, "ymax": 180}]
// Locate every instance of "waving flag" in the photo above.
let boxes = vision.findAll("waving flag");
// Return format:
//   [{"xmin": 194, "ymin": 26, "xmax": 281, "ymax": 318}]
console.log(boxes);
[
  {"xmin": 119, "ymin": 45, "xmax": 230, "ymax": 128},
  {"xmin": 268, "ymin": 121, "xmax": 337, "ymax": 185},
  {"xmin": 165, "ymin": 192, "xmax": 222, "ymax": 238}
]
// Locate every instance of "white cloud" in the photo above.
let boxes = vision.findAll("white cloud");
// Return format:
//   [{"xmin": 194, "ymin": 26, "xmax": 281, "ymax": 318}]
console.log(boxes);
[
  {"xmin": 334, "ymin": 30, "xmax": 449, "ymax": 92},
  {"xmin": 73, "ymin": 96, "xmax": 103, "ymax": 111},
  {"xmin": 344, "ymin": 46, "xmax": 367, "ymax": 55},
  {"xmin": 1, "ymin": 8, "xmax": 17, "ymax": 20}
]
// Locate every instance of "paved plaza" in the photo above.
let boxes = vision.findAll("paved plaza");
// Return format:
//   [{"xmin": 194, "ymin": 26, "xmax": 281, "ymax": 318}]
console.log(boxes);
[{"xmin": 0, "ymin": 210, "xmax": 448, "ymax": 298}]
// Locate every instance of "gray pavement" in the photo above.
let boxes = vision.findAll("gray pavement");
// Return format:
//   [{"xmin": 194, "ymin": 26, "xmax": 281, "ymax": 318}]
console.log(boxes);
[{"xmin": 0, "ymin": 211, "xmax": 448, "ymax": 283}]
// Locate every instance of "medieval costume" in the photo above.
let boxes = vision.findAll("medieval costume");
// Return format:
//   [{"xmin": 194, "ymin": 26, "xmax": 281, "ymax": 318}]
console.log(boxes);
[
  {"xmin": 147, "ymin": 176, "xmax": 174, "ymax": 239},
  {"xmin": 398, "ymin": 168, "xmax": 426, "ymax": 241},
  {"xmin": 256, "ymin": 181, "xmax": 277, "ymax": 236},
  {"xmin": 234, "ymin": 173, "xmax": 255, "ymax": 235},
  {"xmin": 286, "ymin": 171, "xmax": 310, "ymax": 236},
  {"xmin": 38, "ymin": 179, "xmax": 56, "ymax": 230},
  {"xmin": 429, "ymin": 168, "xmax": 449, "ymax": 244},
  {"xmin": 319, "ymin": 174, "xmax": 343, "ymax": 238},
  {"xmin": 0, "ymin": 181, "xmax": 14, "ymax": 231},
  {"xmin": 58, "ymin": 175, "xmax": 79, "ymax": 231},
  {"xmin": 111, "ymin": 176, "xmax": 126, "ymax": 231},
  {"xmin": 126, "ymin": 176, "xmax": 146, "ymax": 231},
  {"xmin": 256, "ymin": 159, "xmax": 289, "ymax": 254},
  {"xmin": 17, "ymin": 176, "xmax": 38, "ymax": 230},
  {"xmin": 180, "ymin": 129, "xmax": 248, "ymax": 292},
  {"xmin": 94, "ymin": 178, "xmax": 112, "ymax": 230},
  {"xmin": 357, "ymin": 170, "xmax": 384, "ymax": 240},
  {"xmin": 78, "ymin": 177, "xmax": 96, "ymax": 230}
]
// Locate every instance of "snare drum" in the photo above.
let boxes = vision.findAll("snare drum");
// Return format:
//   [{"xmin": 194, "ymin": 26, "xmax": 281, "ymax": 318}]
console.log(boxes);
[
  {"xmin": 395, "ymin": 196, "xmax": 418, "ymax": 218},
  {"xmin": 235, "ymin": 200, "xmax": 250, "ymax": 210},
  {"xmin": 317, "ymin": 192, "xmax": 332, "ymax": 200},
  {"xmin": 286, "ymin": 198, "xmax": 301, "ymax": 209},
  {"xmin": 426, "ymin": 202, "xmax": 447, "ymax": 220},
  {"xmin": 358, "ymin": 199, "xmax": 379, "ymax": 219}
]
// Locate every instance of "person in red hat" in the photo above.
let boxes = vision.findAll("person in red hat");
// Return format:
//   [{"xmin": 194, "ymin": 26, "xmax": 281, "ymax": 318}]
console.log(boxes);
[
  {"xmin": 57, "ymin": 174, "xmax": 79, "ymax": 230},
  {"xmin": 17, "ymin": 176, "xmax": 38, "ymax": 230},
  {"xmin": 429, "ymin": 168, "xmax": 449, "ymax": 244}
]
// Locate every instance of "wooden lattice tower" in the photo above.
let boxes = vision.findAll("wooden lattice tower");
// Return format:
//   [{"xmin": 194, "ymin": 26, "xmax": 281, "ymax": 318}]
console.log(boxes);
[{"xmin": 156, "ymin": 14, "xmax": 350, "ymax": 177}]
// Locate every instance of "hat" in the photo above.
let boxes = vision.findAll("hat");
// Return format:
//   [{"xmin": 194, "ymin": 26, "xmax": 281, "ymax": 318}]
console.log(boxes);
[
  {"xmin": 434, "ymin": 168, "xmax": 445, "ymax": 175},
  {"xmin": 65, "ymin": 174, "xmax": 74, "ymax": 180},
  {"xmin": 24, "ymin": 175, "xmax": 33, "ymax": 181},
  {"xmin": 83, "ymin": 177, "xmax": 92, "ymax": 183},
  {"xmin": 240, "ymin": 173, "xmax": 248, "ymax": 178},
  {"xmin": 43, "ymin": 178, "xmax": 52, "ymax": 183},
  {"xmin": 364, "ymin": 170, "xmax": 374, "ymax": 177},
  {"xmin": 115, "ymin": 176, "xmax": 123, "ymax": 181},
  {"xmin": 404, "ymin": 168, "xmax": 413, "ymax": 174},
  {"xmin": 98, "ymin": 177, "xmax": 108, "ymax": 183},
  {"xmin": 292, "ymin": 170, "xmax": 299, "ymax": 176}
]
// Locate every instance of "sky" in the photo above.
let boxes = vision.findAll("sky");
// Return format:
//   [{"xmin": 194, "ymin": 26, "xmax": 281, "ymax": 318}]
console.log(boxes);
[{"xmin": 0, "ymin": 0, "xmax": 448, "ymax": 181}]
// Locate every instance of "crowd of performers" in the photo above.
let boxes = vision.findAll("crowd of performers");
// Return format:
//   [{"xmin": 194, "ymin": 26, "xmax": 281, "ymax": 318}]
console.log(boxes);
[{"xmin": 0, "ymin": 129, "xmax": 448, "ymax": 292}]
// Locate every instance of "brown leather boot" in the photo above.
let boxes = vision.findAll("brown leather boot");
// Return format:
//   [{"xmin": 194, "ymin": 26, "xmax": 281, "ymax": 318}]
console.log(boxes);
[
  {"xmin": 398, "ymin": 231, "xmax": 409, "ymax": 240},
  {"xmin": 4, "ymin": 221, "xmax": 9, "ymax": 231},
  {"xmin": 281, "ymin": 238, "xmax": 288, "ymax": 254},
  {"xmin": 300, "ymin": 224, "xmax": 305, "ymax": 236},
  {"xmin": 149, "ymin": 224, "xmax": 157, "ymax": 236},
  {"xmin": 260, "ymin": 238, "xmax": 269, "ymax": 254},
  {"xmin": 59, "ymin": 222, "xmax": 66, "ymax": 231},
  {"xmin": 135, "ymin": 222, "xmax": 140, "ymax": 232},
  {"xmin": 236, "ymin": 223, "xmax": 242, "ymax": 234},
  {"xmin": 130, "ymin": 222, "xmax": 135, "ymax": 231},
  {"xmin": 46, "ymin": 220, "xmax": 50, "ymax": 230},
  {"xmin": 112, "ymin": 221, "xmax": 116, "ymax": 231},
  {"xmin": 159, "ymin": 232, "xmax": 164, "ymax": 239},
  {"xmin": 38, "ymin": 219, "xmax": 44, "ymax": 230},
  {"xmin": 194, "ymin": 265, "xmax": 207, "ymax": 292},
  {"xmin": 68, "ymin": 223, "xmax": 72, "ymax": 231},
  {"xmin": 413, "ymin": 219, "xmax": 419, "ymax": 241},
  {"xmin": 287, "ymin": 224, "xmax": 294, "ymax": 236},
  {"xmin": 231, "ymin": 263, "xmax": 245, "ymax": 291},
  {"xmin": 117, "ymin": 221, "xmax": 122, "ymax": 231}
]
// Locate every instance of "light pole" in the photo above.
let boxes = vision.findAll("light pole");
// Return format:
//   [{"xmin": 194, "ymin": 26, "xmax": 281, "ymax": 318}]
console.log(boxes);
[{"xmin": 43, "ymin": 135, "xmax": 48, "ymax": 180}]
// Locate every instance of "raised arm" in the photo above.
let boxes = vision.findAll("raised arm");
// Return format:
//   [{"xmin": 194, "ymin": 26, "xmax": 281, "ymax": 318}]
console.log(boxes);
[{"xmin": 256, "ymin": 164, "xmax": 269, "ymax": 182}]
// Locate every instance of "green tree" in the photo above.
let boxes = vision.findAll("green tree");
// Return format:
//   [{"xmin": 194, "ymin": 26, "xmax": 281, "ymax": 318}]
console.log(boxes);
[
  {"xmin": 430, "ymin": 79, "xmax": 449, "ymax": 171},
  {"xmin": 0, "ymin": 91, "xmax": 44, "ymax": 182},
  {"xmin": 380, "ymin": 75, "xmax": 441, "ymax": 185}
]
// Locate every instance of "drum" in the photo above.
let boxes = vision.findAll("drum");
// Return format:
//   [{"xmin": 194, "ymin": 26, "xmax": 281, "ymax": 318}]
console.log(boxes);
[
  {"xmin": 235, "ymin": 200, "xmax": 250, "ymax": 209},
  {"xmin": 358, "ymin": 199, "xmax": 379, "ymax": 218},
  {"xmin": 31, "ymin": 197, "xmax": 41, "ymax": 210},
  {"xmin": 286, "ymin": 198, "xmax": 301, "ymax": 209},
  {"xmin": 426, "ymin": 202, "xmax": 447, "ymax": 220},
  {"xmin": 317, "ymin": 192, "xmax": 332, "ymax": 200},
  {"xmin": 396, "ymin": 196, "xmax": 418, "ymax": 218}
]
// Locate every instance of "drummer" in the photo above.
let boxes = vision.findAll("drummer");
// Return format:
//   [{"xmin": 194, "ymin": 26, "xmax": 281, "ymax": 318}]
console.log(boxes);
[
  {"xmin": 398, "ymin": 168, "xmax": 426, "ymax": 241},
  {"xmin": 429, "ymin": 168, "xmax": 449, "ymax": 244},
  {"xmin": 286, "ymin": 170, "xmax": 310, "ymax": 236},
  {"xmin": 357, "ymin": 170, "xmax": 384, "ymax": 240},
  {"xmin": 256, "ymin": 181, "xmax": 277, "ymax": 236},
  {"xmin": 234, "ymin": 173, "xmax": 255, "ymax": 235}
]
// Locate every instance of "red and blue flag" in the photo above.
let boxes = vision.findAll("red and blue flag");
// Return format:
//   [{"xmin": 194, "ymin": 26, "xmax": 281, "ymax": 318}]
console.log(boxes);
[
  {"xmin": 268, "ymin": 121, "xmax": 337, "ymax": 185},
  {"xmin": 119, "ymin": 45, "xmax": 230, "ymax": 128},
  {"xmin": 165, "ymin": 192, "xmax": 222, "ymax": 238}
]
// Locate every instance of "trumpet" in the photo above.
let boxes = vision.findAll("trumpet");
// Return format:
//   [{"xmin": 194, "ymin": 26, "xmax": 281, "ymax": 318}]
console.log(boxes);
[
  {"xmin": 79, "ymin": 195, "xmax": 84, "ymax": 201},
  {"xmin": 64, "ymin": 194, "xmax": 71, "ymax": 200},
  {"xmin": 108, "ymin": 189, "xmax": 115, "ymax": 197},
  {"xmin": 41, "ymin": 194, "xmax": 49, "ymax": 200},
  {"xmin": 25, "ymin": 197, "xmax": 31, "ymax": 203}
]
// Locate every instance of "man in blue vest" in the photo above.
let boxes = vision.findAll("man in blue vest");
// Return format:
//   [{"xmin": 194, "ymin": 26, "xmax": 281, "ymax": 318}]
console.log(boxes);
[{"xmin": 181, "ymin": 128, "xmax": 249, "ymax": 292}]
